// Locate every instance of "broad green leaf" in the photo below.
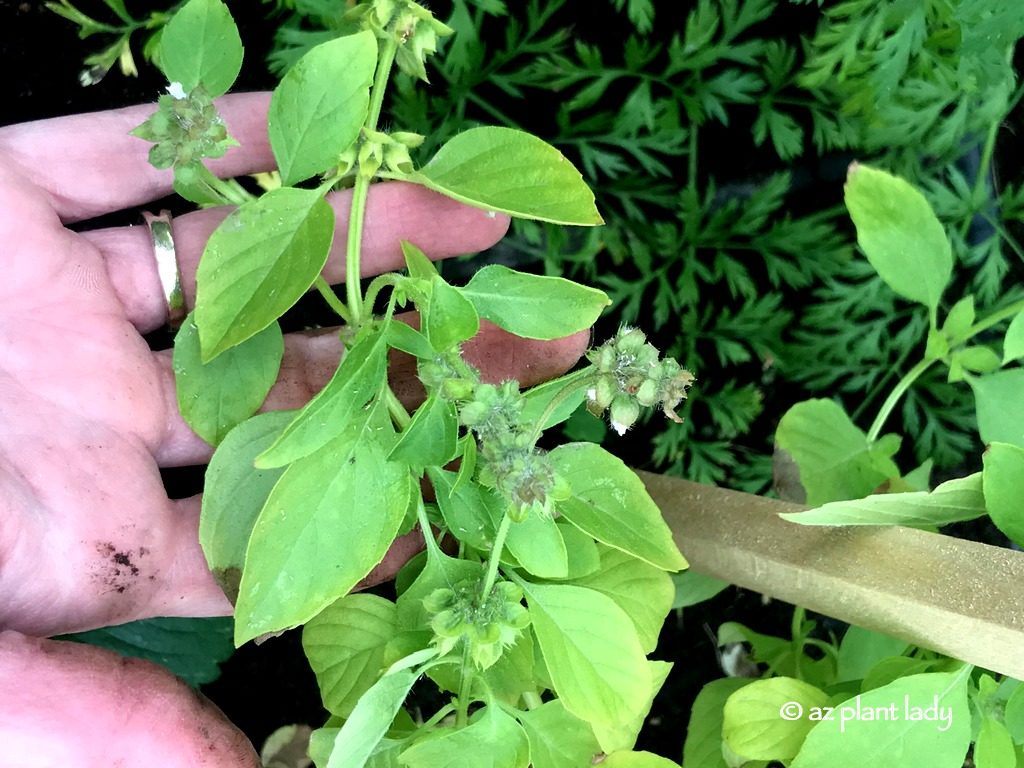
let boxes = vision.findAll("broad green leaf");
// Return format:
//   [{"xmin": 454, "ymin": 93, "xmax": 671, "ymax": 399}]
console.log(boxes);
[
  {"xmin": 269, "ymin": 31, "xmax": 376, "ymax": 185},
  {"xmin": 200, "ymin": 410, "xmax": 294, "ymax": 602},
  {"xmin": 517, "ymin": 700, "xmax": 600, "ymax": 768},
  {"xmin": 602, "ymin": 753, "xmax": 681, "ymax": 768},
  {"xmin": 682, "ymin": 678, "xmax": 754, "ymax": 768},
  {"xmin": 395, "ymin": 546, "xmax": 483, "ymax": 631},
  {"xmin": 521, "ymin": 369, "xmax": 591, "ymax": 431},
  {"xmin": 521, "ymin": 581, "xmax": 650, "ymax": 751},
  {"xmin": 309, "ymin": 727, "xmax": 339, "ymax": 768},
  {"xmin": 598, "ymin": 660, "xmax": 672, "ymax": 752},
  {"xmin": 550, "ymin": 443, "xmax": 687, "ymax": 571},
  {"xmin": 461, "ymin": 265, "xmax": 609, "ymax": 340},
  {"xmin": 173, "ymin": 314, "xmax": 283, "ymax": 446},
  {"xmin": 791, "ymin": 669, "xmax": 972, "ymax": 768},
  {"xmin": 1004, "ymin": 311, "xmax": 1024, "ymax": 364},
  {"xmin": 972, "ymin": 371, "xmax": 1024, "ymax": 448},
  {"xmin": 862, "ymin": 656, "xmax": 938, "ymax": 692},
  {"xmin": 671, "ymin": 570, "xmax": 729, "ymax": 610},
  {"xmin": 558, "ymin": 521, "xmax": 601, "ymax": 579},
  {"xmin": 62, "ymin": 616, "xmax": 233, "ymax": 687},
  {"xmin": 256, "ymin": 326, "xmax": 388, "ymax": 468},
  {"xmin": 844, "ymin": 164, "xmax": 952, "ymax": 312},
  {"xmin": 388, "ymin": 394, "xmax": 459, "ymax": 471},
  {"xmin": 480, "ymin": 631, "xmax": 535, "ymax": 706},
  {"xmin": 501, "ymin": 508, "xmax": 569, "ymax": 580},
  {"xmin": 836, "ymin": 625, "xmax": 910, "ymax": 683},
  {"xmin": 427, "ymin": 471, "xmax": 497, "ymax": 552},
  {"xmin": 426, "ymin": 276, "xmax": 479, "ymax": 351},
  {"xmin": 386, "ymin": 322, "xmax": 434, "ymax": 359},
  {"xmin": 410, "ymin": 127, "xmax": 602, "ymax": 225},
  {"xmin": 1005, "ymin": 685, "xmax": 1024, "ymax": 744},
  {"xmin": 975, "ymin": 718, "xmax": 1017, "ymax": 768},
  {"xmin": 451, "ymin": 434, "xmax": 477, "ymax": 496},
  {"xmin": 159, "ymin": 0, "xmax": 242, "ymax": 96},
  {"xmin": 195, "ymin": 187, "xmax": 334, "ymax": 360},
  {"xmin": 235, "ymin": 402, "xmax": 412, "ymax": 644},
  {"xmin": 401, "ymin": 240, "xmax": 438, "ymax": 281},
  {"xmin": 942, "ymin": 295, "xmax": 975, "ymax": 342},
  {"xmin": 956, "ymin": 346, "xmax": 1002, "ymax": 374},
  {"xmin": 775, "ymin": 399, "xmax": 900, "ymax": 506},
  {"xmin": 303, "ymin": 594, "xmax": 397, "ymax": 717},
  {"xmin": 779, "ymin": 472, "xmax": 985, "ymax": 527},
  {"xmin": 400, "ymin": 706, "xmax": 530, "ymax": 768},
  {"xmin": 327, "ymin": 667, "xmax": 418, "ymax": 768},
  {"xmin": 723, "ymin": 677, "xmax": 829, "ymax": 761},
  {"xmin": 983, "ymin": 442, "xmax": 1024, "ymax": 547},
  {"xmin": 573, "ymin": 547, "xmax": 673, "ymax": 653}
]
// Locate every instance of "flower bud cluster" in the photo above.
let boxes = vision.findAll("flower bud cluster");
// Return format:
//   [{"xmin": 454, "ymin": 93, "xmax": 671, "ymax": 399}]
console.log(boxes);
[
  {"xmin": 424, "ymin": 578, "xmax": 529, "ymax": 669},
  {"xmin": 586, "ymin": 326, "xmax": 695, "ymax": 435},
  {"xmin": 130, "ymin": 84, "xmax": 236, "ymax": 170},
  {"xmin": 339, "ymin": 128, "xmax": 425, "ymax": 180},
  {"xmin": 363, "ymin": 0, "xmax": 453, "ymax": 82}
]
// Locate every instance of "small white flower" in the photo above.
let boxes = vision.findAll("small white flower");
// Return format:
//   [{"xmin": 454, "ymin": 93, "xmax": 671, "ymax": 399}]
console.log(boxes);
[
  {"xmin": 611, "ymin": 420, "xmax": 628, "ymax": 436},
  {"xmin": 485, "ymin": 210, "xmax": 497, "ymax": 219},
  {"xmin": 167, "ymin": 81, "xmax": 187, "ymax": 99},
  {"xmin": 586, "ymin": 388, "xmax": 597, "ymax": 402}
]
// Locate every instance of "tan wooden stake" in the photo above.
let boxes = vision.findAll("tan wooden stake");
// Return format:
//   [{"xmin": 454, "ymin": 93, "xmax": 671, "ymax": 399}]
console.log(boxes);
[{"xmin": 639, "ymin": 471, "xmax": 1024, "ymax": 680}]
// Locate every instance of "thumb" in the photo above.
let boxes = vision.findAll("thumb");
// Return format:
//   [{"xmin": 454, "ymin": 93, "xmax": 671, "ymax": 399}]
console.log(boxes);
[{"xmin": 0, "ymin": 631, "xmax": 259, "ymax": 767}]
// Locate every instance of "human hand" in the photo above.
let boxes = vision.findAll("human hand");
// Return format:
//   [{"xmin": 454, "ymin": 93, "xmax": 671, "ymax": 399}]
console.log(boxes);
[{"xmin": 0, "ymin": 95, "xmax": 587, "ymax": 764}]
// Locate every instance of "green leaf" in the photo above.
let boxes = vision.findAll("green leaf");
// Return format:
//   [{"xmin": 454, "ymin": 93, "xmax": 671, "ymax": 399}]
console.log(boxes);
[
  {"xmin": 942, "ymin": 296, "xmax": 975, "ymax": 342},
  {"xmin": 601, "ymin": 753, "xmax": 682, "ymax": 768},
  {"xmin": 235, "ymin": 401, "xmax": 412, "ymax": 644},
  {"xmin": 410, "ymin": 126, "xmax": 603, "ymax": 225},
  {"xmin": 517, "ymin": 700, "xmax": 601, "ymax": 768},
  {"xmin": 303, "ymin": 594, "xmax": 397, "ymax": 717},
  {"xmin": 972, "ymin": 370, "xmax": 1024, "ymax": 448},
  {"xmin": 1003, "ymin": 311, "xmax": 1024, "ymax": 364},
  {"xmin": 779, "ymin": 472, "xmax": 985, "ymax": 527},
  {"xmin": 200, "ymin": 410, "xmax": 294, "ymax": 603},
  {"xmin": 401, "ymin": 241, "xmax": 439, "ymax": 281},
  {"xmin": 173, "ymin": 314, "xmax": 283, "ymax": 446},
  {"xmin": 557, "ymin": 521, "xmax": 601, "ymax": 579},
  {"xmin": 257, "ymin": 326, "xmax": 389, "ymax": 468},
  {"xmin": 502, "ymin": 509, "xmax": 569, "ymax": 580},
  {"xmin": 159, "ymin": 0, "xmax": 242, "ymax": 97},
  {"xmin": 388, "ymin": 394, "xmax": 459, "ymax": 471},
  {"xmin": 836, "ymin": 625, "xmax": 910, "ymax": 683},
  {"xmin": 326, "ymin": 666, "xmax": 418, "ymax": 768},
  {"xmin": 549, "ymin": 443, "xmax": 687, "ymax": 571},
  {"xmin": 195, "ymin": 187, "xmax": 334, "ymax": 360},
  {"xmin": 954, "ymin": 346, "xmax": 1002, "ymax": 375},
  {"xmin": 399, "ymin": 706, "xmax": 530, "ymax": 768},
  {"xmin": 480, "ymin": 631, "xmax": 535, "ymax": 707},
  {"xmin": 62, "ymin": 616, "xmax": 233, "ymax": 687},
  {"xmin": 461, "ymin": 265, "xmax": 609, "ymax": 340},
  {"xmin": 671, "ymin": 570, "xmax": 730, "ymax": 610},
  {"xmin": 775, "ymin": 399, "xmax": 900, "ymax": 506},
  {"xmin": 426, "ymin": 471, "xmax": 497, "ymax": 553},
  {"xmin": 598, "ymin": 660, "xmax": 672, "ymax": 753},
  {"xmin": 723, "ymin": 677, "xmax": 829, "ymax": 761},
  {"xmin": 975, "ymin": 718, "xmax": 1017, "ymax": 768},
  {"xmin": 683, "ymin": 678, "xmax": 754, "ymax": 768},
  {"xmin": 1005, "ymin": 685, "xmax": 1024, "ymax": 744},
  {"xmin": 573, "ymin": 547, "xmax": 672, "ymax": 653},
  {"xmin": 386, "ymin": 321, "xmax": 435, "ymax": 359},
  {"xmin": 844, "ymin": 164, "xmax": 952, "ymax": 312},
  {"xmin": 425, "ymin": 276, "xmax": 479, "ymax": 351},
  {"xmin": 269, "ymin": 31, "xmax": 376, "ymax": 185},
  {"xmin": 983, "ymin": 442, "xmax": 1024, "ymax": 547},
  {"xmin": 862, "ymin": 656, "xmax": 938, "ymax": 692},
  {"xmin": 521, "ymin": 581, "xmax": 650, "ymax": 751},
  {"xmin": 521, "ymin": 370, "xmax": 591, "ymax": 431},
  {"xmin": 790, "ymin": 669, "xmax": 972, "ymax": 768}
]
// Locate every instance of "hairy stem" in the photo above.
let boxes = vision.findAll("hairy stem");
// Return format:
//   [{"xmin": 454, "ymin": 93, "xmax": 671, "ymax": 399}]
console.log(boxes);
[
  {"xmin": 866, "ymin": 357, "xmax": 935, "ymax": 443},
  {"xmin": 455, "ymin": 642, "xmax": 474, "ymax": 728},
  {"xmin": 314, "ymin": 276, "xmax": 352, "ymax": 324},
  {"xmin": 480, "ymin": 513, "xmax": 513, "ymax": 601}
]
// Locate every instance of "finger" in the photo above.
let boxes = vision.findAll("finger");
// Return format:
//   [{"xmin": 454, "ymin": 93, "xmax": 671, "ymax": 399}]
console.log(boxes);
[
  {"xmin": 0, "ymin": 631, "xmax": 259, "ymax": 767},
  {"xmin": 153, "ymin": 317, "xmax": 590, "ymax": 467},
  {"xmin": 0, "ymin": 92, "xmax": 273, "ymax": 223},
  {"xmin": 82, "ymin": 182, "xmax": 510, "ymax": 332}
]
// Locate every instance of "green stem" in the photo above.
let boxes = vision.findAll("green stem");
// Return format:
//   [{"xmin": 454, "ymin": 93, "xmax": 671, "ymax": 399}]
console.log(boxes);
[
  {"xmin": 960, "ymin": 296, "xmax": 1024, "ymax": 342},
  {"xmin": 455, "ymin": 642, "xmax": 474, "ymax": 728},
  {"xmin": 866, "ymin": 357, "xmax": 935, "ymax": 443},
  {"xmin": 420, "ymin": 703, "xmax": 455, "ymax": 730},
  {"xmin": 521, "ymin": 691, "xmax": 543, "ymax": 711},
  {"xmin": 385, "ymin": 386, "xmax": 412, "ymax": 430},
  {"xmin": 480, "ymin": 513, "xmax": 513, "ymax": 601},
  {"xmin": 363, "ymin": 273, "xmax": 405, "ymax": 314},
  {"xmin": 345, "ymin": 37, "xmax": 399, "ymax": 326},
  {"xmin": 415, "ymin": 495, "xmax": 442, "ymax": 559},
  {"xmin": 314, "ymin": 277, "xmax": 352, "ymax": 323},
  {"xmin": 958, "ymin": 120, "xmax": 1000, "ymax": 243}
]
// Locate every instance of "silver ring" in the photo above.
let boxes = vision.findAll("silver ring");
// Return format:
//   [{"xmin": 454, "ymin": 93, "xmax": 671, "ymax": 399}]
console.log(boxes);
[{"xmin": 143, "ymin": 210, "xmax": 185, "ymax": 328}]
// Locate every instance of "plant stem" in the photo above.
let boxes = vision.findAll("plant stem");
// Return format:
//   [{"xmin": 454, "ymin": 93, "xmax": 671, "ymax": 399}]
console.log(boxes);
[
  {"xmin": 415, "ymin": 495, "xmax": 442, "ymax": 559},
  {"xmin": 960, "ymin": 296, "xmax": 1024, "ymax": 342},
  {"xmin": 385, "ymin": 386, "xmax": 412, "ymax": 430},
  {"xmin": 866, "ymin": 357, "xmax": 935, "ymax": 443},
  {"xmin": 455, "ymin": 642, "xmax": 474, "ymax": 728},
  {"xmin": 314, "ymin": 276, "xmax": 352, "ymax": 323},
  {"xmin": 480, "ymin": 513, "xmax": 513, "ymax": 600},
  {"xmin": 958, "ymin": 120, "xmax": 1000, "ymax": 243},
  {"xmin": 345, "ymin": 37, "xmax": 399, "ymax": 326},
  {"xmin": 522, "ymin": 691, "xmax": 543, "ymax": 710}
]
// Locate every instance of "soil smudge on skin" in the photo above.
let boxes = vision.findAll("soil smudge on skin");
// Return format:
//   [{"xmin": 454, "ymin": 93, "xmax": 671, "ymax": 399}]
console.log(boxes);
[{"xmin": 91, "ymin": 542, "xmax": 143, "ymax": 594}]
